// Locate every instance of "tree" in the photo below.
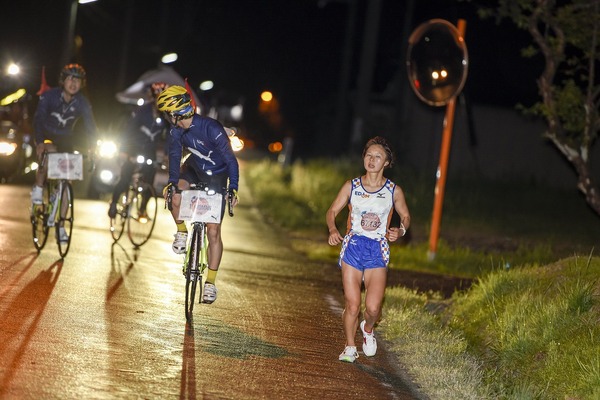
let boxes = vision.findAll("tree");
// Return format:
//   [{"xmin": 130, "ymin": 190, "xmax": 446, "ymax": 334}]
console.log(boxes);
[{"xmin": 476, "ymin": 0, "xmax": 600, "ymax": 215}]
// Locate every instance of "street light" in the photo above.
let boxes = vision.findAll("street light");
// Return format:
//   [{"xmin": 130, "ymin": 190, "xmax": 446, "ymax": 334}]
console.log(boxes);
[
  {"xmin": 161, "ymin": 53, "xmax": 178, "ymax": 64},
  {"xmin": 61, "ymin": 0, "xmax": 98, "ymax": 67},
  {"xmin": 260, "ymin": 91, "xmax": 273, "ymax": 102},
  {"xmin": 7, "ymin": 63, "xmax": 20, "ymax": 76}
]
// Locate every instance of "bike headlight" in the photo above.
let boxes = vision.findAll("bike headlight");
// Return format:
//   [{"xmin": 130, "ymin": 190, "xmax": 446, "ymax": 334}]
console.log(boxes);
[
  {"xmin": 229, "ymin": 136, "xmax": 244, "ymax": 152},
  {"xmin": 0, "ymin": 141, "xmax": 17, "ymax": 156},
  {"xmin": 97, "ymin": 140, "xmax": 118, "ymax": 159},
  {"xmin": 99, "ymin": 169, "xmax": 115, "ymax": 184}
]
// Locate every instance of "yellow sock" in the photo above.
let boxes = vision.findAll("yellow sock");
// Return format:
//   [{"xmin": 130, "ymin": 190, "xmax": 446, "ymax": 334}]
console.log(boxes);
[
  {"xmin": 206, "ymin": 268, "xmax": 218, "ymax": 284},
  {"xmin": 176, "ymin": 222, "xmax": 187, "ymax": 232}
]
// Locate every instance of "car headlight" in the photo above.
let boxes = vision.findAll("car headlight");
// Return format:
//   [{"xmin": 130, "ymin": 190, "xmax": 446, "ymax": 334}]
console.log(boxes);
[{"xmin": 0, "ymin": 141, "xmax": 17, "ymax": 156}]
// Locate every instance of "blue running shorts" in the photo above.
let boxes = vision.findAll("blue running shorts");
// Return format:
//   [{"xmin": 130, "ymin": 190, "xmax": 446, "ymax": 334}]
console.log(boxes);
[{"xmin": 338, "ymin": 234, "xmax": 390, "ymax": 271}]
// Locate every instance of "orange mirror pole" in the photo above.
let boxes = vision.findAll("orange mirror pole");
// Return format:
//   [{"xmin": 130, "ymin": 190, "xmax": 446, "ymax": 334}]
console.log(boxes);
[{"xmin": 428, "ymin": 19, "xmax": 467, "ymax": 261}]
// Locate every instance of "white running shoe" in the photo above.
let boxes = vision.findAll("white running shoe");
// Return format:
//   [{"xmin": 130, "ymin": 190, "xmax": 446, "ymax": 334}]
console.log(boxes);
[
  {"xmin": 172, "ymin": 231, "xmax": 188, "ymax": 254},
  {"xmin": 57, "ymin": 227, "xmax": 69, "ymax": 243},
  {"xmin": 360, "ymin": 320, "xmax": 377, "ymax": 356},
  {"xmin": 31, "ymin": 185, "xmax": 43, "ymax": 205},
  {"xmin": 338, "ymin": 346, "xmax": 359, "ymax": 363},
  {"xmin": 203, "ymin": 282, "xmax": 217, "ymax": 303}
]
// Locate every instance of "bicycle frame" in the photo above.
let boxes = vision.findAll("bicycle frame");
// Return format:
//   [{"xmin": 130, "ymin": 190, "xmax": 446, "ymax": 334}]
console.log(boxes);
[
  {"xmin": 166, "ymin": 182, "xmax": 233, "ymax": 321},
  {"xmin": 109, "ymin": 163, "xmax": 158, "ymax": 247},
  {"xmin": 183, "ymin": 220, "xmax": 209, "ymax": 320},
  {"xmin": 31, "ymin": 151, "xmax": 76, "ymax": 258}
]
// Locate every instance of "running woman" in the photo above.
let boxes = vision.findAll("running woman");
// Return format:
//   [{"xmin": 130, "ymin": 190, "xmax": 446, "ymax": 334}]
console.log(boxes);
[{"xmin": 326, "ymin": 136, "xmax": 411, "ymax": 363}]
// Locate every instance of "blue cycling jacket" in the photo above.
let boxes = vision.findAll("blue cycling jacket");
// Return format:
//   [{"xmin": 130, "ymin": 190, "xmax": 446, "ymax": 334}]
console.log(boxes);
[
  {"xmin": 33, "ymin": 87, "xmax": 97, "ymax": 145},
  {"xmin": 119, "ymin": 103, "xmax": 168, "ymax": 158},
  {"xmin": 167, "ymin": 114, "xmax": 239, "ymax": 190}
]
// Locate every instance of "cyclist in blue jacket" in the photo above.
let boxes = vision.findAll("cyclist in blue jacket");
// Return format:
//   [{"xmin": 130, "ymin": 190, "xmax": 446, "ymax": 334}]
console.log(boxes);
[
  {"xmin": 108, "ymin": 82, "xmax": 169, "ymax": 218},
  {"xmin": 156, "ymin": 85, "xmax": 239, "ymax": 304},
  {"xmin": 31, "ymin": 63, "xmax": 97, "ymax": 242}
]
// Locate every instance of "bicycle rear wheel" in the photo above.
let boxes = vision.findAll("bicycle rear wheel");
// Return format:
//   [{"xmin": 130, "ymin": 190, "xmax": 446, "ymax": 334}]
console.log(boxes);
[
  {"xmin": 31, "ymin": 183, "xmax": 50, "ymax": 252},
  {"xmin": 127, "ymin": 182, "xmax": 158, "ymax": 247},
  {"xmin": 56, "ymin": 182, "xmax": 74, "ymax": 258},
  {"xmin": 110, "ymin": 191, "xmax": 128, "ymax": 242},
  {"xmin": 185, "ymin": 225, "xmax": 202, "ymax": 321}
]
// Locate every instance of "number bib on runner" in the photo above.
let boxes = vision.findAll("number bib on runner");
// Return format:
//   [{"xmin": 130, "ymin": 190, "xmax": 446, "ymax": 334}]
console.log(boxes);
[
  {"xmin": 178, "ymin": 190, "xmax": 223, "ymax": 223},
  {"xmin": 47, "ymin": 153, "xmax": 84, "ymax": 180}
]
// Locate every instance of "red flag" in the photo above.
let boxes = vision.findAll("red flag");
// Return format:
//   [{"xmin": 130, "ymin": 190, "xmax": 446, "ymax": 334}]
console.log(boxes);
[
  {"xmin": 184, "ymin": 78, "xmax": 197, "ymax": 111},
  {"xmin": 37, "ymin": 66, "xmax": 51, "ymax": 96}
]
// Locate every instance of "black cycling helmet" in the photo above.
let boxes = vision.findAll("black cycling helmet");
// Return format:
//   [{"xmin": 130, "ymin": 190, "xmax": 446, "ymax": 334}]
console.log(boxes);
[{"xmin": 60, "ymin": 63, "xmax": 86, "ymax": 87}]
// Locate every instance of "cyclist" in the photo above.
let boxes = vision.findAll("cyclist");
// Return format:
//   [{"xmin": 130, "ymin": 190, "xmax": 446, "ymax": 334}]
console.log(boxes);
[
  {"xmin": 108, "ymin": 82, "xmax": 169, "ymax": 219},
  {"xmin": 31, "ymin": 63, "xmax": 98, "ymax": 243},
  {"xmin": 326, "ymin": 136, "xmax": 411, "ymax": 363},
  {"xmin": 156, "ymin": 85, "xmax": 239, "ymax": 304}
]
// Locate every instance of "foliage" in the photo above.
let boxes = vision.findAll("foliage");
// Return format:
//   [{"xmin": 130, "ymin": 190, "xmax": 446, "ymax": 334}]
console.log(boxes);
[
  {"xmin": 471, "ymin": 0, "xmax": 600, "ymax": 215},
  {"xmin": 244, "ymin": 158, "xmax": 360, "ymax": 231},
  {"xmin": 448, "ymin": 254, "xmax": 600, "ymax": 398},
  {"xmin": 245, "ymin": 158, "xmax": 599, "ymax": 278},
  {"xmin": 382, "ymin": 287, "xmax": 492, "ymax": 399}
]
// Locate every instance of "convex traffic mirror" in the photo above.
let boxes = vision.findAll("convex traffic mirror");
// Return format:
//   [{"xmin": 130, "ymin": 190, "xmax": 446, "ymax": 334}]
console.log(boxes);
[{"xmin": 407, "ymin": 19, "xmax": 468, "ymax": 106}]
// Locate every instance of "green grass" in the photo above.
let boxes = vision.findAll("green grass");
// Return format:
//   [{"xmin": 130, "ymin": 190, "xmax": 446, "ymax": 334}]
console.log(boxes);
[
  {"xmin": 448, "ymin": 254, "xmax": 600, "ymax": 399},
  {"xmin": 243, "ymin": 158, "xmax": 600, "ymax": 399}
]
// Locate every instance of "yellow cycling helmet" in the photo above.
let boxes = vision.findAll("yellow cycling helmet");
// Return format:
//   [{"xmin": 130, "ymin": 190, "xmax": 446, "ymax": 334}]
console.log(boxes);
[{"xmin": 156, "ymin": 85, "xmax": 194, "ymax": 119}]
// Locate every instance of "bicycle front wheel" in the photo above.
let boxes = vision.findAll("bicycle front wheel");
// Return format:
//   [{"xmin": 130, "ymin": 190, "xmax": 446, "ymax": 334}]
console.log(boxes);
[
  {"xmin": 185, "ymin": 225, "xmax": 202, "ymax": 321},
  {"xmin": 127, "ymin": 182, "xmax": 158, "ymax": 247},
  {"xmin": 57, "ymin": 182, "xmax": 74, "ymax": 258},
  {"xmin": 31, "ymin": 183, "xmax": 50, "ymax": 252},
  {"xmin": 110, "ymin": 191, "xmax": 128, "ymax": 242}
]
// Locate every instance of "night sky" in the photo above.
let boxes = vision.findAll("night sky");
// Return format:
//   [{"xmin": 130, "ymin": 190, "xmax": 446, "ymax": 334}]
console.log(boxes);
[{"xmin": 1, "ymin": 0, "xmax": 542, "ymax": 154}]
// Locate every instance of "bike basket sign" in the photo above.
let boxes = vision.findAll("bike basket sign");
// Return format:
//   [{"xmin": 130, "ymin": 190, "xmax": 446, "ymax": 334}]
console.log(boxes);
[
  {"xmin": 47, "ymin": 153, "xmax": 84, "ymax": 180},
  {"xmin": 179, "ymin": 190, "xmax": 223, "ymax": 223}
]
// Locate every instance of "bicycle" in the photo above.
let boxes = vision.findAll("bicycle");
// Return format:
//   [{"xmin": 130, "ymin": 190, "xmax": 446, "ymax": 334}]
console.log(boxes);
[
  {"xmin": 166, "ymin": 182, "xmax": 234, "ymax": 321},
  {"xmin": 109, "ymin": 157, "xmax": 159, "ymax": 248},
  {"xmin": 30, "ymin": 151, "xmax": 86, "ymax": 258}
]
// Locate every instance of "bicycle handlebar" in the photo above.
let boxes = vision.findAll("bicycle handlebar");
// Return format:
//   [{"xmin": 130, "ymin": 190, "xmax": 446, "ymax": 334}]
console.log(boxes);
[
  {"xmin": 165, "ymin": 184, "xmax": 176, "ymax": 211},
  {"xmin": 227, "ymin": 189, "xmax": 234, "ymax": 217}
]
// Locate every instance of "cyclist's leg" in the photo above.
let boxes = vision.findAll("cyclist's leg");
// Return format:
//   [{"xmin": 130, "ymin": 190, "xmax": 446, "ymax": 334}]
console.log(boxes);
[
  {"xmin": 169, "ymin": 179, "xmax": 191, "ymax": 223},
  {"xmin": 203, "ymin": 222, "xmax": 221, "ymax": 303},
  {"xmin": 111, "ymin": 155, "xmax": 134, "ymax": 204},
  {"xmin": 202, "ymin": 171, "xmax": 228, "ymax": 303},
  {"xmin": 206, "ymin": 223, "xmax": 223, "ymax": 271},
  {"xmin": 139, "ymin": 163, "xmax": 156, "ymax": 212},
  {"xmin": 32, "ymin": 142, "xmax": 57, "ymax": 203},
  {"xmin": 60, "ymin": 180, "xmax": 70, "ymax": 222},
  {"xmin": 53, "ymin": 140, "xmax": 74, "ymax": 224},
  {"xmin": 168, "ymin": 169, "xmax": 192, "ymax": 254}
]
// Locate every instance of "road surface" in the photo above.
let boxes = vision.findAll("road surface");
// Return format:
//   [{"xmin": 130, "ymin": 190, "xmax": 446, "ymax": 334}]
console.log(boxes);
[{"xmin": 0, "ymin": 181, "xmax": 424, "ymax": 399}]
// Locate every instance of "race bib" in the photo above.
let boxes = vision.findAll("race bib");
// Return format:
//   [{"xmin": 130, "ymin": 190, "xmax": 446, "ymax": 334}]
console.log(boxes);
[
  {"xmin": 178, "ymin": 190, "xmax": 223, "ymax": 223},
  {"xmin": 47, "ymin": 153, "xmax": 84, "ymax": 180}
]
